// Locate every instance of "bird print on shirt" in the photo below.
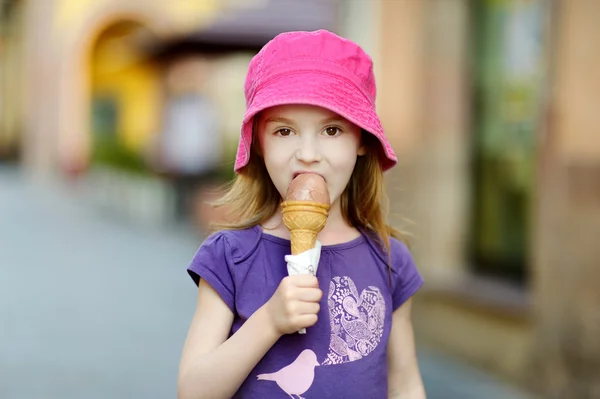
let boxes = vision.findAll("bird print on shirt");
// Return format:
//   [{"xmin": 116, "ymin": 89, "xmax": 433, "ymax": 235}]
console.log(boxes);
[
  {"xmin": 257, "ymin": 276, "xmax": 386, "ymax": 397},
  {"xmin": 256, "ymin": 349, "xmax": 319, "ymax": 399}
]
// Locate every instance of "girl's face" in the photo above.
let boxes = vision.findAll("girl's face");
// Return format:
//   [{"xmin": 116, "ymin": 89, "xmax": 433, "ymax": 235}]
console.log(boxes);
[{"xmin": 257, "ymin": 104, "xmax": 366, "ymax": 207}]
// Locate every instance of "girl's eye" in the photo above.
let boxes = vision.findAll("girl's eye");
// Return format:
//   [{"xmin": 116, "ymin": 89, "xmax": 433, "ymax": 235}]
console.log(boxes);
[
  {"xmin": 276, "ymin": 128, "xmax": 293, "ymax": 137},
  {"xmin": 324, "ymin": 126, "xmax": 341, "ymax": 137}
]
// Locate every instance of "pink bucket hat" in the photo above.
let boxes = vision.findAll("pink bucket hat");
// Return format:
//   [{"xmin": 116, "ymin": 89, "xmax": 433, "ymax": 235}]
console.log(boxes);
[{"xmin": 234, "ymin": 29, "xmax": 397, "ymax": 172}]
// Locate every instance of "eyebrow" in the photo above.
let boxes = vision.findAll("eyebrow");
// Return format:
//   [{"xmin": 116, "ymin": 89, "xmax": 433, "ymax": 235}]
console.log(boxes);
[
  {"xmin": 264, "ymin": 116, "xmax": 347, "ymax": 125},
  {"xmin": 264, "ymin": 116, "xmax": 295, "ymax": 125},
  {"xmin": 319, "ymin": 116, "xmax": 346, "ymax": 124}
]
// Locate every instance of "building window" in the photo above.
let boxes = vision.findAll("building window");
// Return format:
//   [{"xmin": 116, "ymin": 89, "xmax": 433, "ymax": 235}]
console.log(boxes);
[{"xmin": 469, "ymin": 0, "xmax": 549, "ymax": 283}]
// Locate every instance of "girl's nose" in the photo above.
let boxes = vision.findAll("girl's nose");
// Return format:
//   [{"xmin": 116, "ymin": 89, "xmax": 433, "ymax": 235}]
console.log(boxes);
[{"xmin": 295, "ymin": 135, "xmax": 322, "ymax": 164}]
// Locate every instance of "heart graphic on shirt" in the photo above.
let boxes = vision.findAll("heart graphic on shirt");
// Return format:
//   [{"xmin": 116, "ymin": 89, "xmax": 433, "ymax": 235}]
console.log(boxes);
[{"xmin": 322, "ymin": 276, "xmax": 385, "ymax": 365}]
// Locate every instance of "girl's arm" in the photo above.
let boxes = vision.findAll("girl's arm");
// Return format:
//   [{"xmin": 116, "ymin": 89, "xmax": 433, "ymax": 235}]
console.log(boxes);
[
  {"xmin": 178, "ymin": 280, "xmax": 279, "ymax": 399},
  {"xmin": 178, "ymin": 275, "xmax": 321, "ymax": 399},
  {"xmin": 387, "ymin": 297, "xmax": 427, "ymax": 399}
]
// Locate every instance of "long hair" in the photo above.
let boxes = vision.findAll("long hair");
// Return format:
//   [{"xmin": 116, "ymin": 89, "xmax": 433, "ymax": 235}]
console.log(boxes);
[
  {"xmin": 341, "ymin": 133, "xmax": 408, "ymax": 256},
  {"xmin": 211, "ymin": 130, "xmax": 408, "ymax": 259}
]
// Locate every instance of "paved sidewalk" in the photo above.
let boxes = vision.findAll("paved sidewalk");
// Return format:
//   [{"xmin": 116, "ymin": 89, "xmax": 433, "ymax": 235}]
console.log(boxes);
[{"xmin": 0, "ymin": 166, "xmax": 535, "ymax": 399}]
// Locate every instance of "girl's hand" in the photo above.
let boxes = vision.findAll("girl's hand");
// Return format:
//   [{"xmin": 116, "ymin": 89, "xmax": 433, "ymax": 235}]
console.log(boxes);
[{"xmin": 263, "ymin": 275, "xmax": 322, "ymax": 336}]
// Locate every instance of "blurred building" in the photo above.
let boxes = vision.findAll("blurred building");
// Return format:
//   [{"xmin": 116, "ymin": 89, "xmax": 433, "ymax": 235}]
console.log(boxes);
[
  {"xmin": 371, "ymin": 1, "xmax": 600, "ymax": 398},
  {"xmin": 1, "ymin": 0, "xmax": 599, "ymax": 397},
  {"xmin": 0, "ymin": 0, "xmax": 247, "ymax": 177}
]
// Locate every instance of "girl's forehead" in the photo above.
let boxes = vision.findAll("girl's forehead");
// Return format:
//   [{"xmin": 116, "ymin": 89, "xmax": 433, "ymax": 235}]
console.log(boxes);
[{"xmin": 259, "ymin": 104, "xmax": 344, "ymax": 123}]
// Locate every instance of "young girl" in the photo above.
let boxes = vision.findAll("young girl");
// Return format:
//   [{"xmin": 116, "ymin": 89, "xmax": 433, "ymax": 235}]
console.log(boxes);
[{"xmin": 178, "ymin": 30, "xmax": 426, "ymax": 399}]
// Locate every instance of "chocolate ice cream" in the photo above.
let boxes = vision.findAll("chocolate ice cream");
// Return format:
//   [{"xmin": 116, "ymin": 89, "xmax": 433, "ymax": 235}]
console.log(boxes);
[{"xmin": 285, "ymin": 174, "xmax": 330, "ymax": 205}]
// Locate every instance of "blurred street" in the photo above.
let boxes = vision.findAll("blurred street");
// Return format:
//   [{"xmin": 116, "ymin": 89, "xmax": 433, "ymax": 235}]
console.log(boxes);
[{"xmin": 0, "ymin": 166, "xmax": 534, "ymax": 399}]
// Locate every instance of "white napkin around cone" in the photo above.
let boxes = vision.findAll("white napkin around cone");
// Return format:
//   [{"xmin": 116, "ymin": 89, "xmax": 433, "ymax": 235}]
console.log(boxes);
[{"xmin": 284, "ymin": 241, "xmax": 322, "ymax": 334}]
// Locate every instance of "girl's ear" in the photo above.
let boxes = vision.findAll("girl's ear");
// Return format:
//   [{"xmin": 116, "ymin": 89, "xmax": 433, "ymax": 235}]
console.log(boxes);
[
  {"xmin": 252, "ymin": 116, "xmax": 263, "ymax": 157},
  {"xmin": 253, "ymin": 138, "xmax": 263, "ymax": 157},
  {"xmin": 357, "ymin": 144, "xmax": 367, "ymax": 156},
  {"xmin": 357, "ymin": 130, "xmax": 368, "ymax": 156}
]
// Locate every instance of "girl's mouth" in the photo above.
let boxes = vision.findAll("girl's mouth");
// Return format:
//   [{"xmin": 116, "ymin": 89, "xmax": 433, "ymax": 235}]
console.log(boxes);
[{"xmin": 292, "ymin": 171, "xmax": 326, "ymax": 182}]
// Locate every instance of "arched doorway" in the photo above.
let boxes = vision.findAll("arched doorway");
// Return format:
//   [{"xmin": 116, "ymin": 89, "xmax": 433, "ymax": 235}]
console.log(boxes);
[{"xmin": 88, "ymin": 20, "xmax": 161, "ymax": 174}]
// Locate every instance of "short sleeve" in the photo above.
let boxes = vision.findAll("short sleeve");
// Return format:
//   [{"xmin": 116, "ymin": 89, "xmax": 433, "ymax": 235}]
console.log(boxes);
[
  {"xmin": 187, "ymin": 232, "xmax": 235, "ymax": 313},
  {"xmin": 390, "ymin": 239, "xmax": 424, "ymax": 311}
]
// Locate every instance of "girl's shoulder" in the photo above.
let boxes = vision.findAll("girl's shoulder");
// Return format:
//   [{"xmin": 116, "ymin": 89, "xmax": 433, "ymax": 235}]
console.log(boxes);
[
  {"xmin": 200, "ymin": 225, "xmax": 263, "ymax": 264},
  {"xmin": 362, "ymin": 230, "xmax": 423, "ymax": 309},
  {"xmin": 388, "ymin": 236, "xmax": 413, "ymax": 265},
  {"xmin": 361, "ymin": 229, "xmax": 413, "ymax": 266}
]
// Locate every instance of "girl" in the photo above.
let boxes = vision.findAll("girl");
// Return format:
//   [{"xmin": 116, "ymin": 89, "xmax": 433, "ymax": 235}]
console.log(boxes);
[{"xmin": 178, "ymin": 30, "xmax": 426, "ymax": 399}]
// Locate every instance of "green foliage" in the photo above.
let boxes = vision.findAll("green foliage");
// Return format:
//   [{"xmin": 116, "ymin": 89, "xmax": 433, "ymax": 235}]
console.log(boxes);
[{"xmin": 92, "ymin": 137, "xmax": 149, "ymax": 175}]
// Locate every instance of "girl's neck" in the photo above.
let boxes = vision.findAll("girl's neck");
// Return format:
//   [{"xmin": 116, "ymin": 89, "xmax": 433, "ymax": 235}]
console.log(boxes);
[{"xmin": 261, "ymin": 200, "xmax": 361, "ymax": 246}]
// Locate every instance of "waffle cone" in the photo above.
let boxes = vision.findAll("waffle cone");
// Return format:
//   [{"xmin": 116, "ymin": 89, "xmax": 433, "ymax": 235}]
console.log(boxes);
[{"xmin": 281, "ymin": 201, "xmax": 330, "ymax": 255}]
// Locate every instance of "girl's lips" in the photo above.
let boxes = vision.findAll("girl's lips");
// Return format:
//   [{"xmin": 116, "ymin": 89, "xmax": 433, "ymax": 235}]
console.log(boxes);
[{"xmin": 292, "ymin": 171, "xmax": 326, "ymax": 183}]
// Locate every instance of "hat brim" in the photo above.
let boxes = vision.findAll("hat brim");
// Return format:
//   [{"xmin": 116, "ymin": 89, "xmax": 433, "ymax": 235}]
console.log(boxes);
[{"xmin": 234, "ymin": 70, "xmax": 397, "ymax": 172}]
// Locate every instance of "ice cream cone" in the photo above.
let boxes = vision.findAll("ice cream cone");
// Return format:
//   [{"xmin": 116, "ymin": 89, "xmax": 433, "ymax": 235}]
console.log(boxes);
[{"xmin": 281, "ymin": 201, "xmax": 329, "ymax": 255}]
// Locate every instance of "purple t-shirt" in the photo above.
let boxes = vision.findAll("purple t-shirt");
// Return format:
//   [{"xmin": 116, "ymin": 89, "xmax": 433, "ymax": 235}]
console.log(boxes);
[{"xmin": 187, "ymin": 225, "xmax": 423, "ymax": 398}]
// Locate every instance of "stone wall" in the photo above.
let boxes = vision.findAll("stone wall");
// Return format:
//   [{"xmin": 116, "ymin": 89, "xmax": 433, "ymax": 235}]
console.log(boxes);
[{"xmin": 530, "ymin": 1, "xmax": 600, "ymax": 397}]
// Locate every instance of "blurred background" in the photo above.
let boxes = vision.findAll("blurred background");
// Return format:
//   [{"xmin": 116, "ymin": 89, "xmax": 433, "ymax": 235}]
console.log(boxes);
[{"xmin": 1, "ymin": 0, "xmax": 598, "ymax": 398}]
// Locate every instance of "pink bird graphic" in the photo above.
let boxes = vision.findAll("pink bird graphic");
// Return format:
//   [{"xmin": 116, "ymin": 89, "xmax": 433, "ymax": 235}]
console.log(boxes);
[{"xmin": 256, "ymin": 349, "xmax": 319, "ymax": 398}]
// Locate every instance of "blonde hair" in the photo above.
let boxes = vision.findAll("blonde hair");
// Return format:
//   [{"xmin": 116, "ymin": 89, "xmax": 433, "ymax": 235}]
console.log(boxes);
[{"xmin": 211, "ymin": 130, "xmax": 408, "ymax": 261}]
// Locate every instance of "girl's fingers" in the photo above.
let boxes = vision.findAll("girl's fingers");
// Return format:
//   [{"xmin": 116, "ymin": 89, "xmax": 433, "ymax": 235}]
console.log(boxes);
[
  {"xmin": 290, "ymin": 274, "xmax": 320, "ymax": 288},
  {"xmin": 296, "ymin": 301, "xmax": 320, "ymax": 315},
  {"xmin": 296, "ymin": 288, "xmax": 323, "ymax": 303}
]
